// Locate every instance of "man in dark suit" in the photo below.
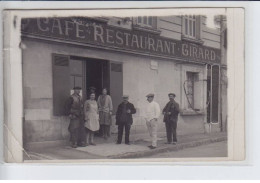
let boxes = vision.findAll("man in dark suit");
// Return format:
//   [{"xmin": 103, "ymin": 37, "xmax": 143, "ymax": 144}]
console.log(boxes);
[
  {"xmin": 116, "ymin": 95, "xmax": 136, "ymax": 145},
  {"xmin": 162, "ymin": 93, "xmax": 180, "ymax": 145}
]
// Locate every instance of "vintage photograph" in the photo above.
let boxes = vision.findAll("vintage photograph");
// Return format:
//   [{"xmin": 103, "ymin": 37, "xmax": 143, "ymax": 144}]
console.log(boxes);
[{"xmin": 3, "ymin": 8, "xmax": 241, "ymax": 163}]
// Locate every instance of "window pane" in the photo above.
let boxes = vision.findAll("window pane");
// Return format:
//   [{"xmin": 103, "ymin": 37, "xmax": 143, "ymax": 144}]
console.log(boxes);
[
  {"xmin": 75, "ymin": 76, "xmax": 83, "ymax": 88},
  {"xmin": 186, "ymin": 72, "xmax": 195, "ymax": 108},
  {"xmin": 193, "ymin": 21, "xmax": 196, "ymax": 37},
  {"xmin": 189, "ymin": 20, "xmax": 192, "ymax": 36},
  {"xmin": 70, "ymin": 76, "xmax": 74, "ymax": 89},
  {"xmin": 70, "ymin": 59, "xmax": 82, "ymax": 75},
  {"xmin": 138, "ymin": 16, "xmax": 142, "ymax": 23},
  {"xmin": 185, "ymin": 18, "xmax": 188, "ymax": 35},
  {"xmin": 143, "ymin": 16, "xmax": 147, "ymax": 25},
  {"xmin": 148, "ymin": 17, "xmax": 153, "ymax": 26}
]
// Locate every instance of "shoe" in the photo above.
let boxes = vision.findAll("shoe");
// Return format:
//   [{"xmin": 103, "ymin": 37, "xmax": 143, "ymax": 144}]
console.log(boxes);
[
  {"xmin": 165, "ymin": 142, "xmax": 171, "ymax": 144},
  {"xmin": 125, "ymin": 142, "xmax": 130, "ymax": 145},
  {"xmin": 116, "ymin": 142, "xmax": 121, "ymax": 144},
  {"xmin": 147, "ymin": 145, "xmax": 153, "ymax": 148},
  {"xmin": 71, "ymin": 144, "xmax": 77, "ymax": 148},
  {"xmin": 78, "ymin": 143, "xmax": 87, "ymax": 147},
  {"xmin": 90, "ymin": 143, "xmax": 96, "ymax": 146},
  {"xmin": 149, "ymin": 146, "xmax": 157, "ymax": 149},
  {"xmin": 172, "ymin": 142, "xmax": 177, "ymax": 145}
]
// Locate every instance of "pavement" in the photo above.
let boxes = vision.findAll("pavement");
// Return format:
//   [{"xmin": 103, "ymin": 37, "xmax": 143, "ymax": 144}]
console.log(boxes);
[
  {"xmin": 145, "ymin": 141, "xmax": 227, "ymax": 158},
  {"xmin": 24, "ymin": 131, "xmax": 227, "ymax": 161}
]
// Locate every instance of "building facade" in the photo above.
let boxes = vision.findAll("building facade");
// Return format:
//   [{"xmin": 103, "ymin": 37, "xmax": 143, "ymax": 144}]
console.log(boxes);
[{"xmin": 21, "ymin": 15, "xmax": 227, "ymax": 150}]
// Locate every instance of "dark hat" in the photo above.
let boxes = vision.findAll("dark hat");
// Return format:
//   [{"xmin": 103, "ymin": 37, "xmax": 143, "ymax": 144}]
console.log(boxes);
[
  {"xmin": 73, "ymin": 86, "xmax": 82, "ymax": 90},
  {"xmin": 122, "ymin": 95, "xmax": 129, "ymax": 98},
  {"xmin": 146, "ymin": 93, "xmax": 154, "ymax": 98},
  {"xmin": 168, "ymin": 93, "xmax": 176, "ymax": 97}
]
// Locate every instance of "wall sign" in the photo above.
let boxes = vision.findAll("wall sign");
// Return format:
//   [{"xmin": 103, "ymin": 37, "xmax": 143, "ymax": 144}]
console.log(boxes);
[{"xmin": 21, "ymin": 17, "xmax": 221, "ymax": 64}]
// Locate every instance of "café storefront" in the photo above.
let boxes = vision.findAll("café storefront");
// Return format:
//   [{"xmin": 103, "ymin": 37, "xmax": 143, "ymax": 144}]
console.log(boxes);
[{"xmin": 21, "ymin": 17, "xmax": 223, "ymax": 150}]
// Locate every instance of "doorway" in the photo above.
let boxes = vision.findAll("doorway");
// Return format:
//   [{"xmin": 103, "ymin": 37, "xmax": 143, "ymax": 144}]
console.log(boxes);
[
  {"xmin": 69, "ymin": 56, "xmax": 123, "ymax": 114},
  {"xmin": 85, "ymin": 58, "xmax": 110, "ymax": 99}
]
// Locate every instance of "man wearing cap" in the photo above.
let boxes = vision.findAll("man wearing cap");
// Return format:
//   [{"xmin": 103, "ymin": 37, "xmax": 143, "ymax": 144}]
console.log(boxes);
[
  {"xmin": 66, "ymin": 86, "xmax": 84, "ymax": 148},
  {"xmin": 144, "ymin": 93, "xmax": 161, "ymax": 149},
  {"xmin": 162, "ymin": 93, "xmax": 180, "ymax": 145},
  {"xmin": 116, "ymin": 95, "xmax": 136, "ymax": 145}
]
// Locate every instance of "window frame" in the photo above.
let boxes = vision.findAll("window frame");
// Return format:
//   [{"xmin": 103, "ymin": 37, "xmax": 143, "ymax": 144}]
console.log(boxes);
[
  {"xmin": 133, "ymin": 16, "xmax": 161, "ymax": 35},
  {"xmin": 180, "ymin": 66, "xmax": 204, "ymax": 116},
  {"xmin": 186, "ymin": 71, "xmax": 200, "ymax": 110},
  {"xmin": 182, "ymin": 15, "xmax": 204, "ymax": 44},
  {"xmin": 137, "ymin": 16, "xmax": 153, "ymax": 28},
  {"xmin": 184, "ymin": 15, "xmax": 197, "ymax": 39}
]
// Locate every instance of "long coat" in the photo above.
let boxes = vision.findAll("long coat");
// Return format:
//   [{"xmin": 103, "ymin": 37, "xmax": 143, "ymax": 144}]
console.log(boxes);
[
  {"xmin": 162, "ymin": 100, "xmax": 180, "ymax": 123},
  {"xmin": 97, "ymin": 94, "xmax": 113, "ymax": 125},
  {"xmin": 116, "ymin": 102, "xmax": 136, "ymax": 125},
  {"xmin": 66, "ymin": 93, "xmax": 83, "ymax": 132}
]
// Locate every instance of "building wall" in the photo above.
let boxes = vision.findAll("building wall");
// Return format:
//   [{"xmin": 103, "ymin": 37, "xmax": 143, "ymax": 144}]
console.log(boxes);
[
  {"xmin": 107, "ymin": 16, "xmax": 221, "ymax": 49},
  {"xmin": 22, "ymin": 38, "xmax": 207, "ymax": 149}
]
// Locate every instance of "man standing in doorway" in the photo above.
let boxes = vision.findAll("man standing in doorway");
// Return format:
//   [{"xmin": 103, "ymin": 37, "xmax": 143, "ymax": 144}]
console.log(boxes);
[
  {"xmin": 162, "ymin": 93, "xmax": 180, "ymax": 145},
  {"xmin": 116, "ymin": 95, "xmax": 136, "ymax": 145},
  {"xmin": 66, "ymin": 86, "xmax": 84, "ymax": 148},
  {"xmin": 144, "ymin": 93, "xmax": 161, "ymax": 149}
]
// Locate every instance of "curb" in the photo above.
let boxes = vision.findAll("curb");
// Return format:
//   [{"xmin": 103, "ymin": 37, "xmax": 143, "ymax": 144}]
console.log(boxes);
[{"xmin": 108, "ymin": 136, "xmax": 227, "ymax": 159}]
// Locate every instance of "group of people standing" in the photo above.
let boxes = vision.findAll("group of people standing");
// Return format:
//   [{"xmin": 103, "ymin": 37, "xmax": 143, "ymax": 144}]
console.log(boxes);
[
  {"xmin": 66, "ymin": 86, "xmax": 180, "ymax": 150},
  {"xmin": 66, "ymin": 87, "xmax": 113, "ymax": 148}
]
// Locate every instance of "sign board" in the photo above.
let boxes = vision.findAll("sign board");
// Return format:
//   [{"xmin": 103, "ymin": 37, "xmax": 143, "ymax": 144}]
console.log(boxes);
[{"xmin": 21, "ymin": 17, "xmax": 221, "ymax": 64}]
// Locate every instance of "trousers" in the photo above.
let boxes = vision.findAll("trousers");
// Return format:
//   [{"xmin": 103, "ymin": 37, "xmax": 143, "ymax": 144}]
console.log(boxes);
[
  {"xmin": 165, "ymin": 121, "xmax": 177, "ymax": 142},
  {"xmin": 146, "ymin": 119, "xmax": 158, "ymax": 147},
  {"xmin": 70, "ymin": 128, "xmax": 79, "ymax": 145},
  {"xmin": 117, "ymin": 123, "xmax": 131, "ymax": 144}
]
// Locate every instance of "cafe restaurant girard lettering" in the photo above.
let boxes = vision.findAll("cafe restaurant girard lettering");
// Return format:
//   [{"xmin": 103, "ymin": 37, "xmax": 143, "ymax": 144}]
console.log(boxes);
[{"xmin": 21, "ymin": 17, "xmax": 220, "ymax": 63}]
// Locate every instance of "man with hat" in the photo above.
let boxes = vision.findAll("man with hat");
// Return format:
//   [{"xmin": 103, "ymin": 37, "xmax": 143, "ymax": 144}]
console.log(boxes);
[
  {"xmin": 115, "ymin": 95, "xmax": 136, "ymax": 145},
  {"xmin": 162, "ymin": 93, "xmax": 180, "ymax": 145},
  {"xmin": 144, "ymin": 93, "xmax": 161, "ymax": 149},
  {"xmin": 66, "ymin": 86, "xmax": 84, "ymax": 148}
]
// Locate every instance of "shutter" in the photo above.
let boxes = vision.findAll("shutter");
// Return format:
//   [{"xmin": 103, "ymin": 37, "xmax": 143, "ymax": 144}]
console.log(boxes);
[
  {"xmin": 52, "ymin": 54, "xmax": 70, "ymax": 116},
  {"xmin": 211, "ymin": 65, "xmax": 220, "ymax": 123},
  {"xmin": 110, "ymin": 62, "xmax": 123, "ymax": 114}
]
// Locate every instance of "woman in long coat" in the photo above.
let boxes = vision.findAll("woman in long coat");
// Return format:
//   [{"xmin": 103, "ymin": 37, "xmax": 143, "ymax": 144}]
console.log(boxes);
[
  {"xmin": 97, "ymin": 88, "xmax": 113, "ymax": 139},
  {"xmin": 84, "ymin": 93, "xmax": 100, "ymax": 145}
]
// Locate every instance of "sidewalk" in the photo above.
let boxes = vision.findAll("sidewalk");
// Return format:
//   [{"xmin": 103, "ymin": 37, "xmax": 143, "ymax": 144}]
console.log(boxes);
[{"xmin": 25, "ymin": 131, "xmax": 227, "ymax": 161}]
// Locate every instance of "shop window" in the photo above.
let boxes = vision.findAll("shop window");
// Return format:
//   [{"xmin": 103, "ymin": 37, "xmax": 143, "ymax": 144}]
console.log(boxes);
[
  {"xmin": 186, "ymin": 72, "xmax": 199, "ymax": 109},
  {"xmin": 211, "ymin": 65, "xmax": 220, "ymax": 123}
]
